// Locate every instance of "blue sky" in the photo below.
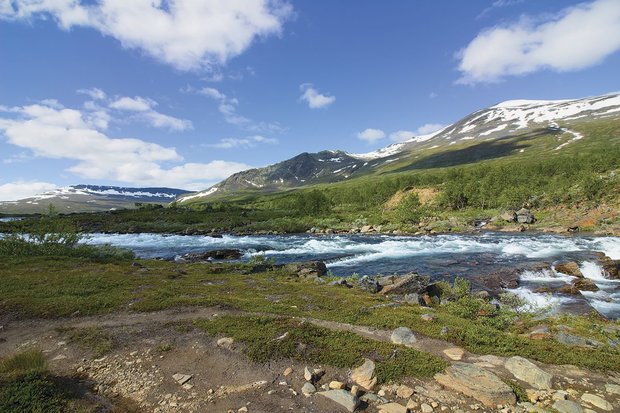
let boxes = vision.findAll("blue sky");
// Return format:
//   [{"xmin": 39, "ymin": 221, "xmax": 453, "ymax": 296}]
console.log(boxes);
[{"xmin": 1, "ymin": 0, "xmax": 619, "ymax": 199}]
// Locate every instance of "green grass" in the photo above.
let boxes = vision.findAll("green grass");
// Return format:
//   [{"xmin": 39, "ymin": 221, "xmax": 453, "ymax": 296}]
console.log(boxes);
[
  {"xmin": 195, "ymin": 315, "xmax": 447, "ymax": 382},
  {"xmin": 2, "ymin": 257, "xmax": 620, "ymax": 373},
  {"xmin": 65, "ymin": 327, "xmax": 116, "ymax": 358}
]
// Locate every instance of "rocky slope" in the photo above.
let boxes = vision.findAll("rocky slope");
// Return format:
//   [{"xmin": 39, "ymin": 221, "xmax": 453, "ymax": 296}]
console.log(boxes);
[
  {"xmin": 178, "ymin": 92, "xmax": 620, "ymax": 204},
  {"xmin": 0, "ymin": 185, "xmax": 190, "ymax": 214}
]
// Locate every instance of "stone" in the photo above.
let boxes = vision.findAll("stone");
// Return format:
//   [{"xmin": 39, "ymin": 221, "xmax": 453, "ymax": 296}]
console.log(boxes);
[
  {"xmin": 378, "ymin": 402, "xmax": 409, "ymax": 413},
  {"xmin": 172, "ymin": 373, "xmax": 192, "ymax": 385},
  {"xmin": 421, "ymin": 313, "xmax": 436, "ymax": 322},
  {"xmin": 606, "ymin": 383, "xmax": 620, "ymax": 395},
  {"xmin": 379, "ymin": 273, "xmax": 431, "ymax": 296},
  {"xmin": 572, "ymin": 278, "xmax": 599, "ymax": 292},
  {"xmin": 421, "ymin": 402, "xmax": 434, "ymax": 413},
  {"xmin": 52, "ymin": 354, "xmax": 67, "ymax": 361},
  {"xmin": 351, "ymin": 358, "xmax": 377, "ymax": 390},
  {"xmin": 304, "ymin": 366, "xmax": 313, "ymax": 381},
  {"xmin": 396, "ymin": 384, "xmax": 414, "ymax": 399},
  {"xmin": 329, "ymin": 381, "xmax": 345, "ymax": 390},
  {"xmin": 504, "ymin": 356, "xmax": 552, "ymax": 390},
  {"xmin": 350, "ymin": 385, "xmax": 360, "ymax": 396},
  {"xmin": 317, "ymin": 390, "xmax": 360, "ymax": 412},
  {"xmin": 516, "ymin": 208, "xmax": 535, "ymax": 224},
  {"xmin": 283, "ymin": 367, "xmax": 293, "ymax": 376},
  {"xmin": 554, "ymin": 262, "xmax": 583, "ymax": 277},
  {"xmin": 553, "ymin": 390, "xmax": 568, "ymax": 401},
  {"xmin": 179, "ymin": 249, "xmax": 242, "ymax": 262},
  {"xmin": 434, "ymin": 362, "xmax": 516, "ymax": 407},
  {"xmin": 555, "ymin": 332, "xmax": 601, "ymax": 347},
  {"xmin": 552, "ymin": 400, "xmax": 584, "ymax": 413},
  {"xmin": 238, "ymin": 408, "xmax": 248, "ymax": 413},
  {"xmin": 580, "ymin": 393, "xmax": 613, "ymax": 411},
  {"xmin": 595, "ymin": 252, "xmax": 619, "ymax": 279},
  {"xmin": 295, "ymin": 261, "xmax": 328, "ymax": 278},
  {"xmin": 358, "ymin": 276, "xmax": 381, "ymax": 293},
  {"xmin": 443, "ymin": 347, "xmax": 465, "ymax": 361},
  {"xmin": 391, "ymin": 327, "xmax": 417, "ymax": 346},
  {"xmin": 301, "ymin": 382, "xmax": 316, "ymax": 397},
  {"xmin": 500, "ymin": 211, "xmax": 516, "ymax": 222},
  {"xmin": 216, "ymin": 337, "xmax": 235, "ymax": 350}
]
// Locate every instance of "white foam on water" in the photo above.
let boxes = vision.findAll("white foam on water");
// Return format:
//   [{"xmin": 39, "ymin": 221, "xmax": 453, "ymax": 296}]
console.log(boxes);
[
  {"xmin": 520, "ymin": 268, "xmax": 572, "ymax": 283},
  {"xmin": 507, "ymin": 287, "xmax": 569, "ymax": 314}
]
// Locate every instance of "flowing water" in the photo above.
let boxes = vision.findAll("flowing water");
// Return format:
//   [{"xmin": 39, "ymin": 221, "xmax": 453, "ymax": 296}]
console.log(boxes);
[{"xmin": 81, "ymin": 232, "xmax": 620, "ymax": 319}]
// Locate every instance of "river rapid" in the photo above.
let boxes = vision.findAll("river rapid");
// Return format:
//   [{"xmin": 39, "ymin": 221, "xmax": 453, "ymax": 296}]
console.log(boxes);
[{"xmin": 81, "ymin": 232, "xmax": 620, "ymax": 319}]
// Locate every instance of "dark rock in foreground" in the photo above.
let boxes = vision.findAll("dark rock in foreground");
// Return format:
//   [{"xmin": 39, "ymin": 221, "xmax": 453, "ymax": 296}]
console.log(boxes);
[{"xmin": 178, "ymin": 249, "xmax": 243, "ymax": 262}]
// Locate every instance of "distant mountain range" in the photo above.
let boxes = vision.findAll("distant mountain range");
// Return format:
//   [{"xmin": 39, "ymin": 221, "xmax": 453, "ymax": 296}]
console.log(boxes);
[
  {"xmin": 177, "ymin": 92, "xmax": 620, "ymax": 204},
  {"xmin": 0, "ymin": 185, "xmax": 190, "ymax": 214}
]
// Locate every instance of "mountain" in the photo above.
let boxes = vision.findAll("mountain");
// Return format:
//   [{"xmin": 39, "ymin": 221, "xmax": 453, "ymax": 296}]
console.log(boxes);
[
  {"xmin": 177, "ymin": 92, "xmax": 620, "ymax": 204},
  {"xmin": 0, "ymin": 185, "xmax": 191, "ymax": 214}
]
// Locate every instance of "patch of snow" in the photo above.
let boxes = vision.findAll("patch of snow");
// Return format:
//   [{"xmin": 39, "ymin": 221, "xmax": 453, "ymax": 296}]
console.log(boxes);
[
  {"xmin": 178, "ymin": 187, "xmax": 219, "ymax": 203},
  {"xmin": 479, "ymin": 124, "xmax": 507, "ymax": 136}
]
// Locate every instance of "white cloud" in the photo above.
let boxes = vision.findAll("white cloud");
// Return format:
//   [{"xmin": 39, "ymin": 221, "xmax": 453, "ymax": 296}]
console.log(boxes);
[
  {"xmin": 458, "ymin": 0, "xmax": 620, "ymax": 84},
  {"xmin": 0, "ymin": 100, "xmax": 249, "ymax": 189},
  {"xmin": 77, "ymin": 87, "xmax": 107, "ymax": 100},
  {"xmin": 416, "ymin": 123, "xmax": 446, "ymax": 135},
  {"xmin": 389, "ymin": 130, "xmax": 415, "ymax": 143},
  {"xmin": 299, "ymin": 84, "xmax": 336, "ymax": 109},
  {"xmin": 1, "ymin": 0, "xmax": 293, "ymax": 71},
  {"xmin": 109, "ymin": 96, "xmax": 192, "ymax": 131},
  {"xmin": 191, "ymin": 86, "xmax": 283, "ymax": 132},
  {"xmin": 357, "ymin": 128, "xmax": 386, "ymax": 143},
  {"xmin": 206, "ymin": 135, "xmax": 278, "ymax": 149},
  {"xmin": 0, "ymin": 181, "xmax": 59, "ymax": 201}
]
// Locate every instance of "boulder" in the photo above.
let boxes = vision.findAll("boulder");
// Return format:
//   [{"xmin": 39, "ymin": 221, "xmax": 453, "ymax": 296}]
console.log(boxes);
[
  {"xmin": 499, "ymin": 210, "xmax": 517, "ymax": 222},
  {"xmin": 580, "ymin": 393, "xmax": 613, "ymax": 411},
  {"xmin": 357, "ymin": 275, "xmax": 381, "ymax": 293},
  {"xmin": 317, "ymin": 390, "xmax": 360, "ymax": 412},
  {"xmin": 351, "ymin": 358, "xmax": 377, "ymax": 390},
  {"xmin": 391, "ymin": 327, "xmax": 417, "ymax": 346},
  {"xmin": 301, "ymin": 382, "xmax": 316, "ymax": 397},
  {"xmin": 178, "ymin": 249, "xmax": 242, "ymax": 262},
  {"xmin": 379, "ymin": 273, "xmax": 431, "ymax": 296},
  {"xmin": 216, "ymin": 337, "xmax": 235, "ymax": 350},
  {"xmin": 472, "ymin": 269, "xmax": 519, "ymax": 294},
  {"xmin": 360, "ymin": 225, "xmax": 374, "ymax": 233},
  {"xmin": 287, "ymin": 261, "xmax": 328, "ymax": 278},
  {"xmin": 572, "ymin": 278, "xmax": 599, "ymax": 292},
  {"xmin": 443, "ymin": 347, "xmax": 465, "ymax": 361},
  {"xmin": 378, "ymin": 402, "xmax": 409, "ymax": 413},
  {"xmin": 395, "ymin": 384, "xmax": 414, "ymax": 399},
  {"xmin": 555, "ymin": 262, "xmax": 583, "ymax": 278},
  {"xmin": 434, "ymin": 362, "xmax": 516, "ymax": 407},
  {"xmin": 555, "ymin": 332, "xmax": 601, "ymax": 348},
  {"xmin": 553, "ymin": 400, "xmax": 584, "ymax": 413},
  {"xmin": 595, "ymin": 252, "xmax": 619, "ymax": 279},
  {"xmin": 504, "ymin": 356, "xmax": 552, "ymax": 390},
  {"xmin": 516, "ymin": 208, "xmax": 535, "ymax": 224}
]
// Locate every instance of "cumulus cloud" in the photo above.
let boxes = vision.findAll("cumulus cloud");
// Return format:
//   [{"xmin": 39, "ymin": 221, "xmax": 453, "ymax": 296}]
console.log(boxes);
[
  {"xmin": 108, "ymin": 96, "xmax": 192, "ymax": 131},
  {"xmin": 357, "ymin": 128, "xmax": 386, "ymax": 143},
  {"xmin": 0, "ymin": 100, "xmax": 250, "ymax": 189},
  {"xmin": 0, "ymin": 181, "xmax": 59, "ymax": 201},
  {"xmin": 389, "ymin": 130, "xmax": 414, "ymax": 143},
  {"xmin": 77, "ymin": 87, "xmax": 107, "ymax": 100},
  {"xmin": 206, "ymin": 135, "xmax": 278, "ymax": 149},
  {"xmin": 299, "ymin": 84, "xmax": 336, "ymax": 109},
  {"xmin": 1, "ymin": 0, "xmax": 293, "ymax": 71},
  {"xmin": 416, "ymin": 123, "xmax": 446, "ymax": 135},
  {"xmin": 457, "ymin": 0, "xmax": 620, "ymax": 84}
]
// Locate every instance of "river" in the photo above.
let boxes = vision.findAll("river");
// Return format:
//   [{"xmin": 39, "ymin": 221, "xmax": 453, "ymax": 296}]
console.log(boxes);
[{"xmin": 81, "ymin": 232, "xmax": 620, "ymax": 319}]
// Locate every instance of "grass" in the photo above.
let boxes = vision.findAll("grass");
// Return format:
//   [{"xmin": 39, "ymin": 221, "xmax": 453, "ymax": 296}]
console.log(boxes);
[
  {"xmin": 65, "ymin": 327, "xmax": 116, "ymax": 358},
  {"xmin": 2, "ymin": 257, "xmax": 620, "ymax": 373},
  {"xmin": 194, "ymin": 315, "xmax": 448, "ymax": 382},
  {"xmin": 0, "ymin": 350, "xmax": 97, "ymax": 413}
]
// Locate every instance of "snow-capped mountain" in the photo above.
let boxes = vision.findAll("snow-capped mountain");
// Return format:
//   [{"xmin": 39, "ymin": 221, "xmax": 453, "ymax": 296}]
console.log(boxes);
[
  {"xmin": 0, "ymin": 185, "xmax": 190, "ymax": 214},
  {"xmin": 177, "ymin": 92, "xmax": 620, "ymax": 204}
]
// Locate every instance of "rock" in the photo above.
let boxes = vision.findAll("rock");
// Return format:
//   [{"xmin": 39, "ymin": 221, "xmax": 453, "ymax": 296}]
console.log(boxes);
[
  {"xmin": 606, "ymin": 383, "xmax": 620, "ymax": 395},
  {"xmin": 216, "ymin": 337, "xmax": 235, "ymax": 350},
  {"xmin": 360, "ymin": 225, "xmax": 374, "ymax": 233},
  {"xmin": 379, "ymin": 273, "xmax": 431, "ymax": 296},
  {"xmin": 328, "ymin": 279, "xmax": 352, "ymax": 287},
  {"xmin": 528, "ymin": 325, "xmax": 551, "ymax": 340},
  {"xmin": 443, "ymin": 347, "xmax": 465, "ymax": 361},
  {"xmin": 329, "ymin": 381, "xmax": 345, "ymax": 390},
  {"xmin": 421, "ymin": 402, "xmax": 434, "ymax": 413},
  {"xmin": 555, "ymin": 332, "xmax": 601, "ymax": 347},
  {"xmin": 504, "ymin": 356, "xmax": 552, "ymax": 390},
  {"xmin": 172, "ymin": 373, "xmax": 192, "ymax": 385},
  {"xmin": 391, "ymin": 327, "xmax": 417, "ymax": 346},
  {"xmin": 553, "ymin": 390, "xmax": 569, "ymax": 401},
  {"xmin": 283, "ymin": 367, "xmax": 293, "ymax": 376},
  {"xmin": 558, "ymin": 284, "xmax": 581, "ymax": 295},
  {"xmin": 473, "ymin": 269, "xmax": 519, "ymax": 294},
  {"xmin": 378, "ymin": 402, "xmax": 409, "ymax": 413},
  {"xmin": 357, "ymin": 275, "xmax": 381, "ymax": 293},
  {"xmin": 351, "ymin": 358, "xmax": 377, "ymax": 390},
  {"xmin": 553, "ymin": 400, "xmax": 584, "ymax": 413},
  {"xmin": 304, "ymin": 366, "xmax": 313, "ymax": 381},
  {"xmin": 572, "ymin": 277, "xmax": 599, "ymax": 292},
  {"xmin": 555, "ymin": 262, "xmax": 583, "ymax": 277},
  {"xmin": 595, "ymin": 252, "xmax": 619, "ymax": 279},
  {"xmin": 396, "ymin": 384, "xmax": 414, "ymax": 399},
  {"xmin": 238, "ymin": 407, "xmax": 248, "ymax": 413},
  {"xmin": 421, "ymin": 313, "xmax": 436, "ymax": 322},
  {"xmin": 434, "ymin": 362, "xmax": 516, "ymax": 407},
  {"xmin": 179, "ymin": 249, "xmax": 242, "ymax": 262},
  {"xmin": 580, "ymin": 393, "xmax": 613, "ymax": 411},
  {"xmin": 301, "ymin": 382, "xmax": 316, "ymax": 397},
  {"xmin": 500, "ymin": 211, "xmax": 517, "ymax": 222},
  {"xmin": 350, "ymin": 385, "xmax": 360, "ymax": 396},
  {"xmin": 404, "ymin": 293, "xmax": 421, "ymax": 305},
  {"xmin": 51, "ymin": 354, "xmax": 67, "ymax": 361},
  {"xmin": 516, "ymin": 208, "xmax": 535, "ymax": 224},
  {"xmin": 477, "ymin": 355, "xmax": 504, "ymax": 366},
  {"xmin": 317, "ymin": 390, "xmax": 360, "ymax": 412},
  {"xmin": 293, "ymin": 261, "xmax": 328, "ymax": 278}
]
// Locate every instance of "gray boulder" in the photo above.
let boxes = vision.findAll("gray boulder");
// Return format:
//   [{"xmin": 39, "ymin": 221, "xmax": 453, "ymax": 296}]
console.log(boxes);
[
  {"xmin": 516, "ymin": 208, "xmax": 535, "ymax": 224},
  {"xmin": 317, "ymin": 390, "xmax": 360, "ymax": 412},
  {"xmin": 504, "ymin": 356, "xmax": 552, "ymax": 390},
  {"xmin": 391, "ymin": 327, "xmax": 417, "ymax": 346}
]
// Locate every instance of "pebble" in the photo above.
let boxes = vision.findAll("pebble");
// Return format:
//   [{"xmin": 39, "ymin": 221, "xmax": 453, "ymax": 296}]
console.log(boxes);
[
  {"xmin": 421, "ymin": 402, "xmax": 434, "ymax": 413},
  {"xmin": 301, "ymin": 382, "xmax": 316, "ymax": 397},
  {"xmin": 283, "ymin": 367, "xmax": 293, "ymax": 376}
]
